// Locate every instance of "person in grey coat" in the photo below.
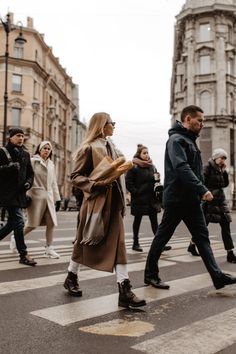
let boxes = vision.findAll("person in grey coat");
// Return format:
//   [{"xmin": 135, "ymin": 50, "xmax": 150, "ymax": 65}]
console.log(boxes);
[
  {"xmin": 188, "ymin": 148, "xmax": 236, "ymax": 263},
  {"xmin": 0, "ymin": 128, "xmax": 36, "ymax": 266}
]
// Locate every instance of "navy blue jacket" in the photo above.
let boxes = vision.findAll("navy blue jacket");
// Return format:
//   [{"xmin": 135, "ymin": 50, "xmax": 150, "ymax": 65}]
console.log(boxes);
[
  {"xmin": 0, "ymin": 142, "xmax": 34, "ymax": 208},
  {"xmin": 163, "ymin": 120, "xmax": 208, "ymax": 207}
]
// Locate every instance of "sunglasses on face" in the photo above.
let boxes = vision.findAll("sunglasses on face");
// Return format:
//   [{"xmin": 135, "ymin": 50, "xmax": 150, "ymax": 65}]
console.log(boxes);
[{"xmin": 105, "ymin": 121, "xmax": 116, "ymax": 127}]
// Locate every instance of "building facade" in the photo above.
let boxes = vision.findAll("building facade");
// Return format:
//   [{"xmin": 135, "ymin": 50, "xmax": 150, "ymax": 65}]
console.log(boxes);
[
  {"xmin": 0, "ymin": 13, "xmax": 86, "ymax": 198},
  {"xmin": 170, "ymin": 0, "xmax": 236, "ymax": 202}
]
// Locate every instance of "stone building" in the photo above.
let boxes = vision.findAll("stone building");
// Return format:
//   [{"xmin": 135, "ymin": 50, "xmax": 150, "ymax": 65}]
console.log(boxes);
[
  {"xmin": 0, "ymin": 13, "xmax": 86, "ymax": 198},
  {"xmin": 170, "ymin": 0, "xmax": 236, "ymax": 203}
]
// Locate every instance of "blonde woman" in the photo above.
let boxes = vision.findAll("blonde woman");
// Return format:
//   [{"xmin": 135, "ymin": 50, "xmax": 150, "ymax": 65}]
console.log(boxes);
[
  {"xmin": 23, "ymin": 141, "xmax": 61, "ymax": 258},
  {"xmin": 63, "ymin": 112, "xmax": 146, "ymax": 308}
]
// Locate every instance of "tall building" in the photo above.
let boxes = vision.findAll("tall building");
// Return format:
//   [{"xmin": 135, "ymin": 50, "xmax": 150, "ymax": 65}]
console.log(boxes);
[
  {"xmin": 170, "ymin": 0, "xmax": 236, "ymax": 202},
  {"xmin": 0, "ymin": 13, "xmax": 86, "ymax": 198}
]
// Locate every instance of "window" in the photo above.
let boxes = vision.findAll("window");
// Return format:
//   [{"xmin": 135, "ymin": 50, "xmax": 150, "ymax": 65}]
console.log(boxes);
[
  {"xmin": 199, "ymin": 23, "xmax": 211, "ymax": 42},
  {"xmin": 32, "ymin": 113, "xmax": 37, "ymax": 130},
  {"xmin": 228, "ymin": 25, "xmax": 233, "ymax": 43},
  {"xmin": 200, "ymin": 56, "xmax": 211, "ymax": 74},
  {"xmin": 12, "ymin": 74, "xmax": 22, "ymax": 92},
  {"xmin": 12, "ymin": 108, "xmax": 21, "ymax": 126},
  {"xmin": 230, "ymin": 129, "xmax": 234, "ymax": 166},
  {"xmin": 227, "ymin": 58, "xmax": 234, "ymax": 76},
  {"xmin": 14, "ymin": 45, "xmax": 23, "ymax": 59},
  {"xmin": 200, "ymin": 127, "xmax": 212, "ymax": 165},
  {"xmin": 33, "ymin": 80, "xmax": 38, "ymax": 99},
  {"xmin": 200, "ymin": 91, "xmax": 211, "ymax": 115}
]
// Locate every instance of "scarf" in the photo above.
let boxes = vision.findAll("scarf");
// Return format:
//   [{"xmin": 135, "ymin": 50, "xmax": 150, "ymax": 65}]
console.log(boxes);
[{"xmin": 132, "ymin": 157, "xmax": 153, "ymax": 168}]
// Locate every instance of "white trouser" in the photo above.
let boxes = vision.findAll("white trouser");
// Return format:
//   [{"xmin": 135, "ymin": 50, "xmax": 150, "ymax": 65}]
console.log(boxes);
[{"xmin": 68, "ymin": 260, "xmax": 129, "ymax": 283}]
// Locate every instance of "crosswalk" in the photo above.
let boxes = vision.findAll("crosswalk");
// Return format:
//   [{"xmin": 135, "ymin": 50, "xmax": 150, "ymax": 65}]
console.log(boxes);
[{"xmin": 1, "ymin": 224, "xmax": 236, "ymax": 354}]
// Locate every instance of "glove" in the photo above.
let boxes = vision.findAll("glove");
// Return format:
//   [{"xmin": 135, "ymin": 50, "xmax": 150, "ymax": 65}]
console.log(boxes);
[
  {"xmin": 154, "ymin": 182, "xmax": 163, "ymax": 193},
  {"xmin": 24, "ymin": 182, "xmax": 31, "ymax": 190},
  {"xmin": 55, "ymin": 200, "xmax": 61, "ymax": 212},
  {"xmin": 92, "ymin": 181, "xmax": 110, "ymax": 194},
  {"xmin": 9, "ymin": 162, "xmax": 20, "ymax": 170}
]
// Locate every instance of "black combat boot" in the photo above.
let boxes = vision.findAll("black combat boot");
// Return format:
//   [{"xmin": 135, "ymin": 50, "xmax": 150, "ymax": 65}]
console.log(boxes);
[
  {"xmin": 118, "ymin": 279, "xmax": 146, "ymax": 308},
  {"xmin": 64, "ymin": 271, "xmax": 82, "ymax": 297},
  {"xmin": 132, "ymin": 243, "xmax": 143, "ymax": 252},
  {"xmin": 187, "ymin": 242, "xmax": 200, "ymax": 256}
]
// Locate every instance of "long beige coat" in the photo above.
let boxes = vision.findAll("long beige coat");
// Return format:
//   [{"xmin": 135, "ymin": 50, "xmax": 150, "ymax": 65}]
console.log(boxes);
[
  {"xmin": 26, "ymin": 155, "xmax": 61, "ymax": 227},
  {"xmin": 71, "ymin": 138, "xmax": 127, "ymax": 272}
]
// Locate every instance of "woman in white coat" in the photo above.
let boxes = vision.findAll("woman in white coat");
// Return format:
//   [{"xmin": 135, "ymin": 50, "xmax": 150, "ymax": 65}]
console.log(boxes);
[{"xmin": 24, "ymin": 141, "xmax": 61, "ymax": 258}]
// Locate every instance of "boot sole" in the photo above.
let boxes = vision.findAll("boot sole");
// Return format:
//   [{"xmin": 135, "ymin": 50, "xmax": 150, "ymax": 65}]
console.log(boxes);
[
  {"xmin": 63, "ymin": 284, "xmax": 82, "ymax": 297},
  {"xmin": 144, "ymin": 279, "xmax": 170, "ymax": 289},
  {"xmin": 19, "ymin": 261, "xmax": 37, "ymax": 266},
  {"xmin": 118, "ymin": 300, "xmax": 146, "ymax": 308}
]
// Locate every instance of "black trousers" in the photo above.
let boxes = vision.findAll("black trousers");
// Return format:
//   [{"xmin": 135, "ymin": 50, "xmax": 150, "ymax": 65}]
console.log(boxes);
[
  {"xmin": 144, "ymin": 203, "xmax": 223, "ymax": 284},
  {"xmin": 0, "ymin": 207, "xmax": 27, "ymax": 257},
  {"xmin": 133, "ymin": 213, "xmax": 158, "ymax": 244},
  {"xmin": 207, "ymin": 215, "xmax": 234, "ymax": 251}
]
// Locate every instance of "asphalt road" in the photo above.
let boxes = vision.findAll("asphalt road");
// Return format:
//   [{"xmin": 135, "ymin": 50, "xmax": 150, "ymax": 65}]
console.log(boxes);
[{"xmin": 0, "ymin": 208, "xmax": 236, "ymax": 354}]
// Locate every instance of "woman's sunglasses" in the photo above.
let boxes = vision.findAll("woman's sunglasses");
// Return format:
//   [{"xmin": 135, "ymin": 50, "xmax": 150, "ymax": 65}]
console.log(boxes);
[{"xmin": 105, "ymin": 121, "xmax": 116, "ymax": 127}]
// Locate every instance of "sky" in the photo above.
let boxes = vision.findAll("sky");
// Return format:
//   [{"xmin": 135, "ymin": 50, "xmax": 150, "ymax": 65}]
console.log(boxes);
[{"xmin": 0, "ymin": 0, "xmax": 185, "ymax": 178}]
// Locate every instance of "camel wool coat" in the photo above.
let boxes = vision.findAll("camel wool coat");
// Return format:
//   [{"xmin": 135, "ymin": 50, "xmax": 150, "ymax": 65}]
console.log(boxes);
[
  {"xmin": 71, "ymin": 138, "xmax": 127, "ymax": 272},
  {"xmin": 26, "ymin": 155, "xmax": 61, "ymax": 227}
]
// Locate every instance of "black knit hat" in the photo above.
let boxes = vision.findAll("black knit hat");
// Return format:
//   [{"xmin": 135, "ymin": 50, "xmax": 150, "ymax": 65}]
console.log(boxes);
[{"xmin": 9, "ymin": 128, "xmax": 25, "ymax": 138}]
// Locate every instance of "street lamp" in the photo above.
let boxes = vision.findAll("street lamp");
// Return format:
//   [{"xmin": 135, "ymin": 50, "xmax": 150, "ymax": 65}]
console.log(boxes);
[{"xmin": 1, "ymin": 13, "xmax": 27, "ymax": 145}]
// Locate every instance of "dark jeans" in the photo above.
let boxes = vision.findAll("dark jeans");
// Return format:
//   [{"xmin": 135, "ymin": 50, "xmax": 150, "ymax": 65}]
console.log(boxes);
[
  {"xmin": 0, "ymin": 207, "xmax": 27, "ymax": 257},
  {"xmin": 133, "ymin": 213, "xmax": 158, "ymax": 244},
  {"xmin": 144, "ymin": 204, "xmax": 223, "ymax": 284},
  {"xmin": 207, "ymin": 215, "xmax": 234, "ymax": 251}
]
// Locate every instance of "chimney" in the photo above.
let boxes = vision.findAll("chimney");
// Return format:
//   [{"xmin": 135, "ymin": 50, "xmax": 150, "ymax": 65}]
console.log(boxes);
[
  {"xmin": 9, "ymin": 12, "xmax": 14, "ymax": 23},
  {"xmin": 27, "ymin": 16, "xmax": 33, "ymax": 29}
]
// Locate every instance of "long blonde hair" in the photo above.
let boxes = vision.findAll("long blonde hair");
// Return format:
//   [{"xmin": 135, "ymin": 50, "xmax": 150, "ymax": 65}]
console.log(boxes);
[{"xmin": 73, "ymin": 112, "xmax": 110, "ymax": 159}]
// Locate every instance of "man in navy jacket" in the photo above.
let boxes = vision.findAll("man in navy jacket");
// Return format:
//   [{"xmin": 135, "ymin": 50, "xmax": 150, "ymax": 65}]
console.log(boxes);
[
  {"xmin": 0, "ymin": 128, "xmax": 36, "ymax": 266},
  {"xmin": 144, "ymin": 105, "xmax": 236, "ymax": 290}
]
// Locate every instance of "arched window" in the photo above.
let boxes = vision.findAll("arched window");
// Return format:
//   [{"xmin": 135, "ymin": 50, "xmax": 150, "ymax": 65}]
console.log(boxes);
[{"xmin": 200, "ymin": 91, "xmax": 211, "ymax": 115}]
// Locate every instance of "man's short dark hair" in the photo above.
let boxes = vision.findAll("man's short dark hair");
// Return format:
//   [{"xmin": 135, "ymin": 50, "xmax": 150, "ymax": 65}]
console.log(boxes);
[{"xmin": 180, "ymin": 105, "xmax": 204, "ymax": 122}]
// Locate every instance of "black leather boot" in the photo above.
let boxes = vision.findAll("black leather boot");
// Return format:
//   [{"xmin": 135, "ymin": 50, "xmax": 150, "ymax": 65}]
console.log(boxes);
[
  {"xmin": 118, "ymin": 279, "xmax": 146, "ymax": 308},
  {"xmin": 227, "ymin": 250, "xmax": 236, "ymax": 263},
  {"xmin": 132, "ymin": 243, "xmax": 143, "ymax": 252},
  {"xmin": 187, "ymin": 242, "xmax": 200, "ymax": 256},
  {"xmin": 19, "ymin": 255, "xmax": 37, "ymax": 266},
  {"xmin": 64, "ymin": 271, "xmax": 82, "ymax": 297}
]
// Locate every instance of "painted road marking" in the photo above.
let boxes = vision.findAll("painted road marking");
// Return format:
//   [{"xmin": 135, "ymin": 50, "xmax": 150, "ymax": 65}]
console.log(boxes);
[
  {"xmin": 132, "ymin": 307, "xmax": 236, "ymax": 354},
  {"xmin": 31, "ymin": 272, "xmax": 236, "ymax": 326},
  {"xmin": 0, "ymin": 260, "xmax": 174, "ymax": 294}
]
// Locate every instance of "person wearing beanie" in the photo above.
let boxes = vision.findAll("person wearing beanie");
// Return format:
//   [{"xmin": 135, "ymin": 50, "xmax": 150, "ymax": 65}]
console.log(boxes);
[
  {"xmin": 21, "ymin": 141, "xmax": 61, "ymax": 259},
  {"xmin": 188, "ymin": 148, "xmax": 236, "ymax": 263},
  {"xmin": 0, "ymin": 127, "xmax": 36, "ymax": 266}
]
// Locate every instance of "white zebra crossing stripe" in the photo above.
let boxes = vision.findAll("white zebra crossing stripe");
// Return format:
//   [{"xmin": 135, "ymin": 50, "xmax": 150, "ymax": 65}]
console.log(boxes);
[
  {"xmin": 30, "ymin": 272, "xmax": 236, "ymax": 326},
  {"xmin": 0, "ymin": 260, "xmax": 175, "ymax": 295},
  {"xmin": 132, "ymin": 308, "xmax": 236, "ymax": 354}
]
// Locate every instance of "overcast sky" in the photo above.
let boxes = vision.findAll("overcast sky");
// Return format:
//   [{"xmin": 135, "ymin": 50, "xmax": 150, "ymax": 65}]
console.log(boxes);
[{"xmin": 1, "ymin": 0, "xmax": 185, "ymax": 178}]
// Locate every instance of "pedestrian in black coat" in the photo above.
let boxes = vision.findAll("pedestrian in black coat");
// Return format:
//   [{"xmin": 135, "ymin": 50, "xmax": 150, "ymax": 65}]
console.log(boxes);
[
  {"xmin": 0, "ymin": 128, "xmax": 36, "ymax": 266},
  {"xmin": 126, "ymin": 144, "xmax": 163, "ymax": 252},
  {"xmin": 144, "ymin": 105, "xmax": 236, "ymax": 290},
  {"xmin": 188, "ymin": 148, "xmax": 236, "ymax": 263}
]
